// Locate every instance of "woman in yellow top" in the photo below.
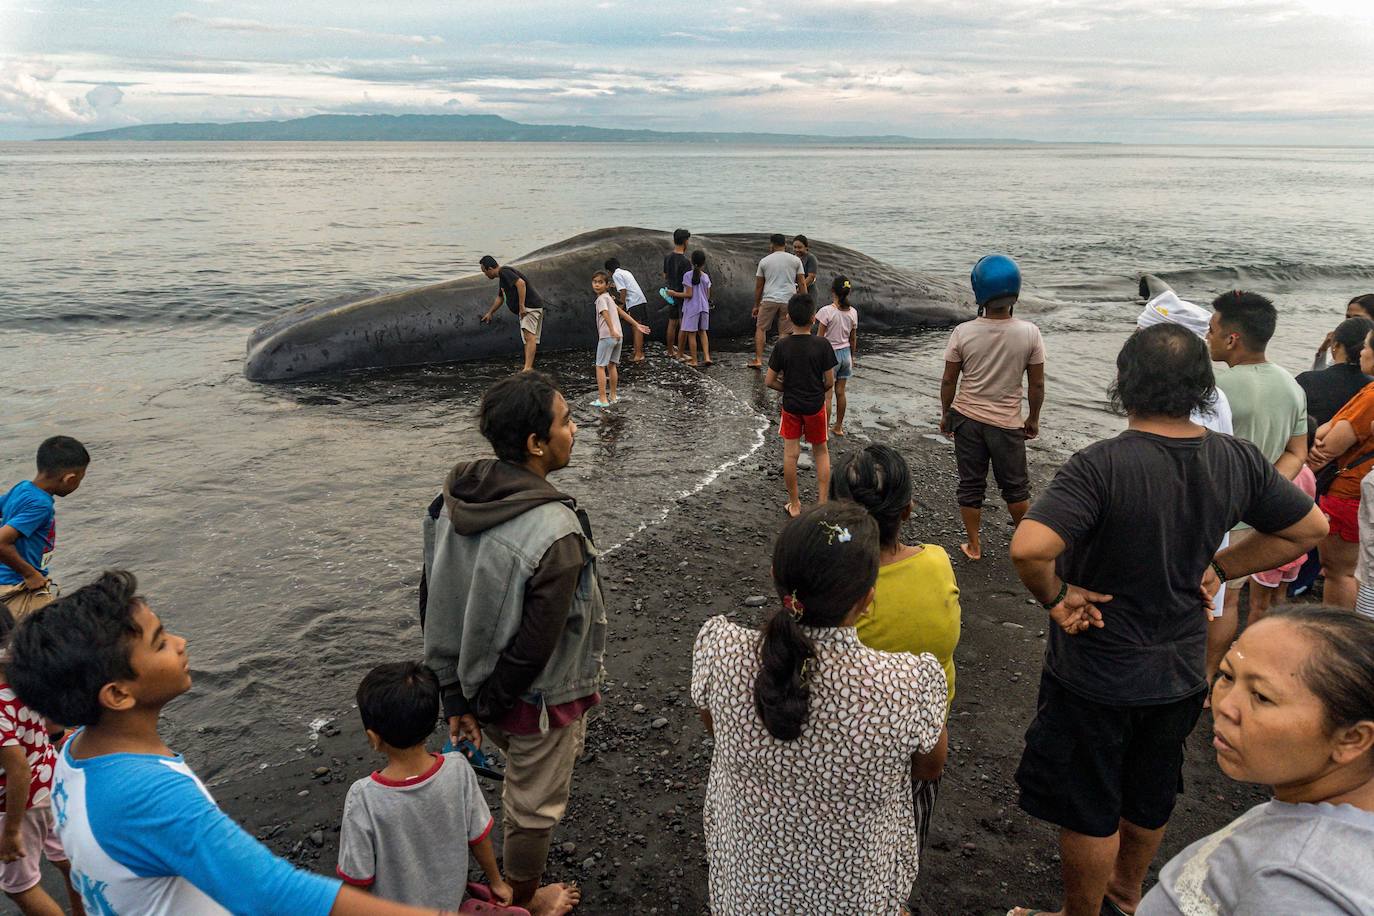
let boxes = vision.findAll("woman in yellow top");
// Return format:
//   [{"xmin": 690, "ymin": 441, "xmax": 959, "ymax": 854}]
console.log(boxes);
[{"xmin": 832, "ymin": 443, "xmax": 962, "ymax": 869}]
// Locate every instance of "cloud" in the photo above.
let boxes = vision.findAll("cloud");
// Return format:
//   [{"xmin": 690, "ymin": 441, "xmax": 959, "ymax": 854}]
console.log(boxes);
[
  {"xmin": 171, "ymin": 13, "xmax": 444, "ymax": 46},
  {"xmin": 85, "ymin": 83, "xmax": 124, "ymax": 111},
  {"xmin": 0, "ymin": 62, "xmax": 93, "ymax": 124}
]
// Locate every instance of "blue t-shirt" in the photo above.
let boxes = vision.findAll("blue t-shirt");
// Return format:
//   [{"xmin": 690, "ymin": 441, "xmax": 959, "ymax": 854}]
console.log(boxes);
[
  {"xmin": 0, "ymin": 481, "xmax": 56, "ymax": 585},
  {"xmin": 54, "ymin": 732, "xmax": 341, "ymax": 915}
]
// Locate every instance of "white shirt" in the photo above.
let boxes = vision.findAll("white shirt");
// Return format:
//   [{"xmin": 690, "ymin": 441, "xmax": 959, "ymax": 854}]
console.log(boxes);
[
  {"xmin": 756, "ymin": 251, "xmax": 804, "ymax": 303},
  {"xmin": 612, "ymin": 268, "xmax": 647, "ymax": 309}
]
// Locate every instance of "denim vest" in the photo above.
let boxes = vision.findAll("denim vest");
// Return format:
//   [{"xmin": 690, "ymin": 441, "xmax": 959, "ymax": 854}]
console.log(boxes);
[{"xmin": 423, "ymin": 499, "xmax": 607, "ymax": 731}]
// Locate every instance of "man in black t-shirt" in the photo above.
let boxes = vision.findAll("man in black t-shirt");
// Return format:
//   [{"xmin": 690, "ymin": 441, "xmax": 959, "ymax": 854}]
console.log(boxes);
[
  {"xmin": 662, "ymin": 228, "xmax": 692, "ymax": 359},
  {"xmin": 766, "ymin": 294, "xmax": 838, "ymax": 517},
  {"xmin": 479, "ymin": 255, "xmax": 546, "ymax": 372},
  {"xmin": 1005, "ymin": 325, "xmax": 1327, "ymax": 916}
]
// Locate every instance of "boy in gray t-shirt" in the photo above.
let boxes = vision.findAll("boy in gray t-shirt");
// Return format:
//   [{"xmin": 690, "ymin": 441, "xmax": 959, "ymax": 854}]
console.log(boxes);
[{"xmin": 337, "ymin": 662, "xmax": 509, "ymax": 908}]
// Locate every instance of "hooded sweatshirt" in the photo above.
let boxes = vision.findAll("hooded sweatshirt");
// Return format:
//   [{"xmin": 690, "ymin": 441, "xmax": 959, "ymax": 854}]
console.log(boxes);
[{"xmin": 422, "ymin": 459, "xmax": 605, "ymax": 731}]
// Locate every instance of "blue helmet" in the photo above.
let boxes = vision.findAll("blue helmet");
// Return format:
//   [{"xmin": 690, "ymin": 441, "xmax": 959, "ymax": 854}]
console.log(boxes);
[{"xmin": 970, "ymin": 254, "xmax": 1021, "ymax": 306}]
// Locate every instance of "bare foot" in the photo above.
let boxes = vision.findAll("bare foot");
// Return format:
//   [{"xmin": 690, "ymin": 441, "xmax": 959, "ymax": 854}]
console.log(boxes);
[
  {"xmin": 746, "ymin": 361, "xmax": 763, "ymax": 370},
  {"xmin": 785, "ymin": 502, "xmax": 801, "ymax": 518},
  {"xmin": 529, "ymin": 882, "xmax": 580, "ymax": 916},
  {"xmin": 683, "ymin": 359, "xmax": 699, "ymax": 366},
  {"xmin": 830, "ymin": 425, "xmax": 845, "ymax": 437},
  {"xmin": 960, "ymin": 542, "xmax": 982, "ymax": 560}
]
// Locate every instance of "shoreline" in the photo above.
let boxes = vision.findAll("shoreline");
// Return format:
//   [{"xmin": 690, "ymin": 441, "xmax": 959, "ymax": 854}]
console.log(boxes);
[{"xmin": 208, "ymin": 413, "xmax": 1266, "ymax": 916}]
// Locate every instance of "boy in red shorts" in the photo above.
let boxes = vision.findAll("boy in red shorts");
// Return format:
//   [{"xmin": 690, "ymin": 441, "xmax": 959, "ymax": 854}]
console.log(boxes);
[{"xmin": 767, "ymin": 294, "xmax": 838, "ymax": 517}]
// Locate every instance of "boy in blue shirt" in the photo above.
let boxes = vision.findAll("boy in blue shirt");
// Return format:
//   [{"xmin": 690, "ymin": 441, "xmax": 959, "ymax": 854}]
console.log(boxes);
[
  {"xmin": 0, "ymin": 436, "xmax": 89, "ymax": 620},
  {"xmin": 7, "ymin": 570, "xmax": 452, "ymax": 916}
]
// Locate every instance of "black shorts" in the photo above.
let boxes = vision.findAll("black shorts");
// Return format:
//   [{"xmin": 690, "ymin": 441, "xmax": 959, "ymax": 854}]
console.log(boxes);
[
  {"xmin": 667, "ymin": 296, "xmax": 683, "ymax": 321},
  {"xmin": 950, "ymin": 409, "xmax": 1030, "ymax": 508},
  {"xmin": 626, "ymin": 302, "xmax": 648, "ymax": 325},
  {"xmin": 1015, "ymin": 671, "xmax": 1205, "ymax": 837}
]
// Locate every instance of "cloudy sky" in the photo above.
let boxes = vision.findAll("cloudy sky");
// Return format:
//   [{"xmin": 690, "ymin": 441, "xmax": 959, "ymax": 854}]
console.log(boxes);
[{"xmin": 3, "ymin": 0, "xmax": 1373, "ymax": 143}]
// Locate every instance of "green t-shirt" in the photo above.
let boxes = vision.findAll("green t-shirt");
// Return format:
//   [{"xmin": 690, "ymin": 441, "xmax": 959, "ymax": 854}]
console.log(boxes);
[{"xmin": 1214, "ymin": 362, "xmax": 1307, "ymax": 530}]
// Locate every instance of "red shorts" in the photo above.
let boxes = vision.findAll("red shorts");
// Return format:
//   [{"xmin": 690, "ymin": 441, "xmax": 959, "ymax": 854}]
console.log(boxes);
[
  {"xmin": 780, "ymin": 408, "xmax": 827, "ymax": 444},
  {"xmin": 1319, "ymin": 493, "xmax": 1360, "ymax": 543}
]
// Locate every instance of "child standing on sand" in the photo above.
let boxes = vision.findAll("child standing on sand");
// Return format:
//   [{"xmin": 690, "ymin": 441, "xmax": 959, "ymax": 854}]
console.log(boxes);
[
  {"xmin": 0, "ymin": 605, "xmax": 84, "ymax": 916},
  {"xmin": 337, "ymin": 662, "xmax": 511, "ymax": 909},
  {"xmin": 680, "ymin": 250, "xmax": 713, "ymax": 367},
  {"xmin": 592, "ymin": 270, "xmax": 648, "ymax": 408},
  {"xmin": 815, "ymin": 276, "xmax": 859, "ymax": 436},
  {"xmin": 766, "ymin": 294, "xmax": 838, "ymax": 517}
]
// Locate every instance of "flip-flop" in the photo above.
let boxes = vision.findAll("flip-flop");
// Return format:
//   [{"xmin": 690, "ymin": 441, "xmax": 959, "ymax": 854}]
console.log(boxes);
[
  {"xmin": 461, "ymin": 883, "xmax": 531, "ymax": 915},
  {"xmin": 783, "ymin": 503, "xmax": 801, "ymax": 518},
  {"xmin": 590, "ymin": 398, "xmax": 611, "ymax": 408}
]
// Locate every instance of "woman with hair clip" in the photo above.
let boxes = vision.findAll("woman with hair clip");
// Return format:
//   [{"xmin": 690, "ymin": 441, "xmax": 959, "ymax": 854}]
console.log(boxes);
[
  {"xmin": 815, "ymin": 275, "xmax": 859, "ymax": 436},
  {"xmin": 1137, "ymin": 607, "xmax": 1374, "ymax": 914},
  {"xmin": 831, "ymin": 445, "xmax": 961, "ymax": 867},
  {"xmin": 690, "ymin": 502, "xmax": 948, "ymax": 915}
]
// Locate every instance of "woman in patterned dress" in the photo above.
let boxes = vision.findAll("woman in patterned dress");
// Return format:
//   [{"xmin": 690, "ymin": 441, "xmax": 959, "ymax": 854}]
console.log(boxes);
[{"xmin": 691, "ymin": 502, "xmax": 949, "ymax": 915}]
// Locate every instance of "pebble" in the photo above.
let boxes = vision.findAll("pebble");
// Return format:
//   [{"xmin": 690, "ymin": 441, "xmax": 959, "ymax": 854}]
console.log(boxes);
[
  {"xmin": 312, "ymin": 766, "xmax": 330, "ymax": 777},
  {"xmin": 561, "ymin": 842, "xmax": 577, "ymax": 855},
  {"xmin": 633, "ymin": 703, "xmax": 646, "ymax": 714},
  {"xmin": 297, "ymin": 789, "xmax": 310, "ymax": 797},
  {"xmin": 308, "ymin": 830, "xmax": 324, "ymax": 848},
  {"xmin": 581, "ymin": 856, "xmax": 597, "ymax": 870},
  {"xmin": 651, "ymin": 717, "xmax": 669, "ymax": 729},
  {"xmin": 743, "ymin": 596, "xmax": 767, "ymax": 607},
  {"xmin": 1001, "ymin": 622, "xmax": 1024, "ymax": 630}
]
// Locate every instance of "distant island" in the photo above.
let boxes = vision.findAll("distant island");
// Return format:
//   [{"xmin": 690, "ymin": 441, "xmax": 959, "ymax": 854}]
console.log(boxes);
[{"xmin": 60, "ymin": 113, "xmax": 1040, "ymax": 145}]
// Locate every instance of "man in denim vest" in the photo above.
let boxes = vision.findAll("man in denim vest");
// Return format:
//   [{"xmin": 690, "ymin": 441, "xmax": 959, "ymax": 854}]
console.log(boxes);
[{"xmin": 423, "ymin": 372, "xmax": 607, "ymax": 916}]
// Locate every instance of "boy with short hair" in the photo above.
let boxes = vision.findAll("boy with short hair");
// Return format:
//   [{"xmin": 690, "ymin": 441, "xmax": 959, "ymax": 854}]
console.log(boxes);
[
  {"xmin": 337, "ymin": 661, "xmax": 509, "ymax": 909},
  {"xmin": 766, "ymin": 294, "xmax": 838, "ymax": 517},
  {"xmin": 0, "ymin": 436, "xmax": 89, "ymax": 620},
  {"xmin": 6, "ymin": 571, "xmax": 443, "ymax": 916},
  {"xmin": 0, "ymin": 604, "xmax": 83, "ymax": 916}
]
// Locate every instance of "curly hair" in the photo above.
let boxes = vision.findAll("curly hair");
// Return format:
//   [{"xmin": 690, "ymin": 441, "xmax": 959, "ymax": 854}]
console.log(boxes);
[{"xmin": 1109, "ymin": 324, "xmax": 1216, "ymax": 419}]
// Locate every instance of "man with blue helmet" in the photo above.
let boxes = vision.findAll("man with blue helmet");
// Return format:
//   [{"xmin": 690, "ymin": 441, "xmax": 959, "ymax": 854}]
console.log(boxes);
[{"xmin": 939, "ymin": 254, "xmax": 1045, "ymax": 560}]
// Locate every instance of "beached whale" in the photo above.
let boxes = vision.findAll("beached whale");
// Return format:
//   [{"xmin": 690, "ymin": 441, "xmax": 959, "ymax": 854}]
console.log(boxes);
[{"xmin": 244, "ymin": 227, "xmax": 976, "ymax": 381}]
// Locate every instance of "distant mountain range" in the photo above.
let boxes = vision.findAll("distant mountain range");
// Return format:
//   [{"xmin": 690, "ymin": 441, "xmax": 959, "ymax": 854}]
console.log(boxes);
[{"xmin": 60, "ymin": 113, "xmax": 1040, "ymax": 145}]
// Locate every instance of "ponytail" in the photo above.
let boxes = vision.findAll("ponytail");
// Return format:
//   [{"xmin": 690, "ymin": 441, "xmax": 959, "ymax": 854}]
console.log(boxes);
[
  {"xmin": 691, "ymin": 249, "xmax": 706, "ymax": 286},
  {"xmin": 754, "ymin": 502, "xmax": 879, "ymax": 741},
  {"xmin": 832, "ymin": 274, "xmax": 852, "ymax": 310},
  {"xmin": 754, "ymin": 609, "xmax": 816, "ymax": 741},
  {"xmin": 830, "ymin": 444, "xmax": 913, "ymax": 549}
]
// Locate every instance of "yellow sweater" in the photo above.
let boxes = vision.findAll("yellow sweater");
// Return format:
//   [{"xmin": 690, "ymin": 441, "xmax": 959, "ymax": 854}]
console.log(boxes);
[{"xmin": 857, "ymin": 545, "xmax": 962, "ymax": 716}]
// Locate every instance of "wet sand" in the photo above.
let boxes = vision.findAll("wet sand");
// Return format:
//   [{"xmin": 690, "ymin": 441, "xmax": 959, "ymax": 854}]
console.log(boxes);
[{"xmin": 205, "ymin": 420, "xmax": 1269, "ymax": 916}]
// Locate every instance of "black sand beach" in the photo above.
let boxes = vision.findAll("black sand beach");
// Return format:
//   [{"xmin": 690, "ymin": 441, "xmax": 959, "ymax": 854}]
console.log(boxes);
[{"xmin": 206, "ymin": 418, "xmax": 1270, "ymax": 916}]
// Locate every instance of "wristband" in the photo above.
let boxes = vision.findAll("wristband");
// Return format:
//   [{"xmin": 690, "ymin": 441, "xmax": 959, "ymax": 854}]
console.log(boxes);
[
  {"xmin": 1041, "ymin": 581, "xmax": 1069, "ymax": 611},
  {"xmin": 1210, "ymin": 559, "xmax": 1229, "ymax": 583}
]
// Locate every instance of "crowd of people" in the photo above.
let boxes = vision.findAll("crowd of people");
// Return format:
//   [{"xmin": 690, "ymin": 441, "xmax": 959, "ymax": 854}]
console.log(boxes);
[{"xmin": 1, "ymin": 253, "xmax": 1373, "ymax": 916}]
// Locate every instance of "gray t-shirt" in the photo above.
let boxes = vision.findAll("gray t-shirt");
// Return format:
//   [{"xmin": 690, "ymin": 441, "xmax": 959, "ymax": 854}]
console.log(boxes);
[
  {"xmin": 801, "ymin": 252, "xmax": 818, "ymax": 283},
  {"xmin": 757, "ymin": 250, "xmax": 804, "ymax": 303},
  {"xmin": 1139, "ymin": 801, "xmax": 1374, "ymax": 915},
  {"xmin": 337, "ymin": 753, "xmax": 493, "ymax": 907}
]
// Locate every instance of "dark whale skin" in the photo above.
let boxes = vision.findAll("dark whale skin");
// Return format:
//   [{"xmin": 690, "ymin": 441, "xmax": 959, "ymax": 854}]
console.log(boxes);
[{"xmin": 244, "ymin": 227, "xmax": 975, "ymax": 381}]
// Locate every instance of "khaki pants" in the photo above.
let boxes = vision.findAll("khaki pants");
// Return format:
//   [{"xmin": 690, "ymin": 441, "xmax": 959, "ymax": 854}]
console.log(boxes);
[
  {"xmin": 755, "ymin": 299, "xmax": 795, "ymax": 335},
  {"xmin": 484, "ymin": 715, "xmax": 587, "ymax": 882},
  {"xmin": 0, "ymin": 582, "xmax": 58, "ymax": 621}
]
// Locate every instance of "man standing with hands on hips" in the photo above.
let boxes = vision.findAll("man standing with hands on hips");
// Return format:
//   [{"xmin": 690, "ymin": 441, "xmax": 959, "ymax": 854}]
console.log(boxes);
[{"xmin": 480, "ymin": 255, "xmax": 546, "ymax": 372}]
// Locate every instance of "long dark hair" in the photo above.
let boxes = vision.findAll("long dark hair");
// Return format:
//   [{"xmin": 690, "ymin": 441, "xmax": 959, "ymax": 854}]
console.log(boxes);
[
  {"xmin": 829, "ymin": 444, "xmax": 912, "ymax": 549},
  {"xmin": 1332, "ymin": 317, "xmax": 1373, "ymax": 366},
  {"xmin": 690, "ymin": 249, "xmax": 706, "ymax": 286},
  {"xmin": 832, "ymin": 275, "xmax": 852, "ymax": 310},
  {"xmin": 755, "ymin": 502, "xmax": 879, "ymax": 741},
  {"xmin": 1268, "ymin": 607, "xmax": 1374, "ymax": 738}
]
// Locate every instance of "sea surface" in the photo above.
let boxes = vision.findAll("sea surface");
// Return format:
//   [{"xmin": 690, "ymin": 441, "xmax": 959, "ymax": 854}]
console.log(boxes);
[{"xmin": 2, "ymin": 141, "xmax": 1373, "ymax": 783}]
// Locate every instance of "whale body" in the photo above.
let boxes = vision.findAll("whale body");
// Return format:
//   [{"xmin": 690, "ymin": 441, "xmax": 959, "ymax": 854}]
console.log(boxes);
[{"xmin": 244, "ymin": 227, "xmax": 976, "ymax": 381}]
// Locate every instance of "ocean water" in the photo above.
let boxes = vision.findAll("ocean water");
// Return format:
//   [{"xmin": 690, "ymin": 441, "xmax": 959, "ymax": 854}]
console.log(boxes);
[{"xmin": 2, "ymin": 141, "xmax": 1373, "ymax": 782}]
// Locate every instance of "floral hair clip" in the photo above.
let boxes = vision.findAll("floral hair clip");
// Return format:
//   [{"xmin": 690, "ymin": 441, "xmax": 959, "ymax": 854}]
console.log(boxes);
[
  {"xmin": 842, "ymin": 280, "xmax": 852, "ymax": 290},
  {"xmin": 819, "ymin": 522, "xmax": 852, "ymax": 545},
  {"xmin": 782, "ymin": 593, "xmax": 805, "ymax": 619}
]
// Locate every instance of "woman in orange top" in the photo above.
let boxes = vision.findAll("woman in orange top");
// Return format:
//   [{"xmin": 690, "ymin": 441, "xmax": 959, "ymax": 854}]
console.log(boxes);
[{"xmin": 1309, "ymin": 328, "xmax": 1374, "ymax": 608}]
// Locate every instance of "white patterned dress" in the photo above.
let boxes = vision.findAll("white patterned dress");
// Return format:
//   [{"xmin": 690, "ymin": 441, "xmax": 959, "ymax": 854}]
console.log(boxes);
[{"xmin": 690, "ymin": 615, "xmax": 947, "ymax": 915}]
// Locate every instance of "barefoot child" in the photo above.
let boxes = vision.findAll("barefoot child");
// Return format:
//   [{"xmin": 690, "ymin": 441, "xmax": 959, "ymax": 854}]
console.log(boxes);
[
  {"xmin": 0, "ymin": 605, "xmax": 84, "ymax": 916},
  {"xmin": 680, "ymin": 250, "xmax": 713, "ymax": 367},
  {"xmin": 605, "ymin": 258, "xmax": 648, "ymax": 362},
  {"xmin": 7, "ymin": 571, "xmax": 444, "ymax": 916},
  {"xmin": 815, "ymin": 276, "xmax": 859, "ymax": 436},
  {"xmin": 592, "ymin": 270, "xmax": 648, "ymax": 408},
  {"xmin": 337, "ymin": 662, "xmax": 512, "ymax": 909},
  {"xmin": 766, "ymin": 294, "xmax": 838, "ymax": 517}
]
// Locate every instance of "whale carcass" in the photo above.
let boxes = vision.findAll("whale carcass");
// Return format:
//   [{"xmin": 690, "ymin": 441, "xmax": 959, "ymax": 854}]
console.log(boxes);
[{"xmin": 244, "ymin": 227, "xmax": 976, "ymax": 381}]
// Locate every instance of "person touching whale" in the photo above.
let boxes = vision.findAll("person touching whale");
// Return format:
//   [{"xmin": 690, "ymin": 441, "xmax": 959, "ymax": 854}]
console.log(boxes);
[{"xmin": 480, "ymin": 255, "xmax": 545, "ymax": 372}]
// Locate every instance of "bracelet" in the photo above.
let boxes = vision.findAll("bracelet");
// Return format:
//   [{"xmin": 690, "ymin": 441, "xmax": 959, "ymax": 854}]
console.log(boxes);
[
  {"xmin": 1211, "ymin": 559, "xmax": 1229, "ymax": 583},
  {"xmin": 1041, "ymin": 581, "xmax": 1069, "ymax": 611}
]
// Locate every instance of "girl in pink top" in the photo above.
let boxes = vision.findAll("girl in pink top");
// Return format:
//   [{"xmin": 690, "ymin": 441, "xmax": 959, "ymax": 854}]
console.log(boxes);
[{"xmin": 815, "ymin": 276, "xmax": 859, "ymax": 436}]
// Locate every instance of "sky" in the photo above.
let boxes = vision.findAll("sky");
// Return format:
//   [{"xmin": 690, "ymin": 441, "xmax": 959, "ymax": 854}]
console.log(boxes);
[{"xmin": 2, "ymin": 0, "xmax": 1374, "ymax": 143}]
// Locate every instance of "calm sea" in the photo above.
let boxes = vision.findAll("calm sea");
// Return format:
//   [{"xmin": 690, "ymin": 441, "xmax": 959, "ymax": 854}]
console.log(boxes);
[{"xmin": 2, "ymin": 141, "xmax": 1372, "ymax": 781}]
